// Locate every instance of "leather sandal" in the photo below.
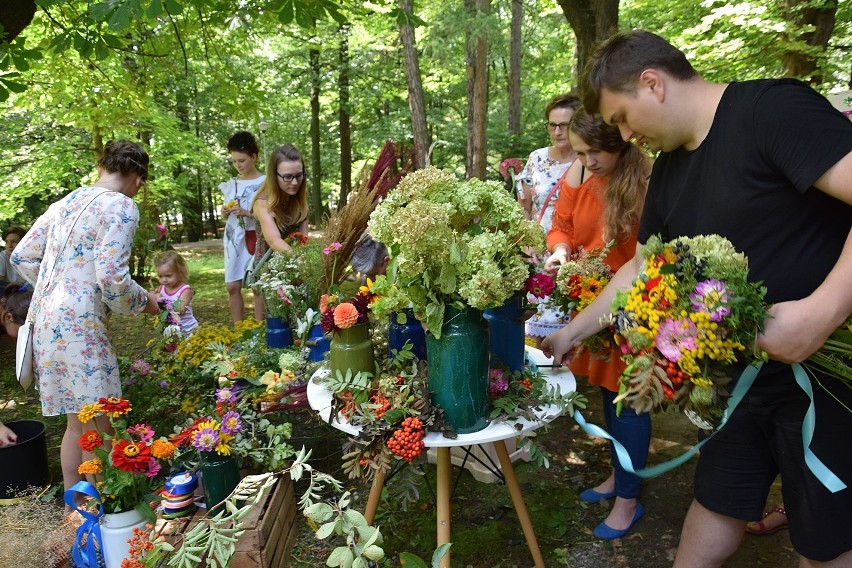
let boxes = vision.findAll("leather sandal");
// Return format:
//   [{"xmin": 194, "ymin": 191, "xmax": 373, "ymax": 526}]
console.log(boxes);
[{"xmin": 745, "ymin": 506, "xmax": 787, "ymax": 535}]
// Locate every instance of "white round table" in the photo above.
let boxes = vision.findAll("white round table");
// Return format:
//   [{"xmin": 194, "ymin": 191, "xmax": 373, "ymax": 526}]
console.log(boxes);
[{"xmin": 307, "ymin": 347, "xmax": 576, "ymax": 568}]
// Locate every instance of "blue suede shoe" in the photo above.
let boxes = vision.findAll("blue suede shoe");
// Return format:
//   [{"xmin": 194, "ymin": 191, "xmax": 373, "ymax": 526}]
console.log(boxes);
[
  {"xmin": 579, "ymin": 488, "xmax": 616, "ymax": 502},
  {"xmin": 593, "ymin": 503, "xmax": 644, "ymax": 540}
]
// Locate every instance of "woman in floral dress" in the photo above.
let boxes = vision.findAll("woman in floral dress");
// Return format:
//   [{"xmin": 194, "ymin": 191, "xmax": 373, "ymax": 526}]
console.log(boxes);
[
  {"xmin": 520, "ymin": 93, "xmax": 581, "ymax": 339},
  {"xmin": 13, "ymin": 140, "xmax": 160, "ymax": 496}
]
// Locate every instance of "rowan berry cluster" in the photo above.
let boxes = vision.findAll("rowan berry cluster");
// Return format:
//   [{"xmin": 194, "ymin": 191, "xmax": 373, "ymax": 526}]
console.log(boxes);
[{"xmin": 386, "ymin": 416, "xmax": 425, "ymax": 462}]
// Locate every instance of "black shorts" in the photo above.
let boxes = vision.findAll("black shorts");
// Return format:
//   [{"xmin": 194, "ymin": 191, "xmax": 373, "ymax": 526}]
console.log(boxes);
[{"xmin": 694, "ymin": 362, "xmax": 852, "ymax": 562}]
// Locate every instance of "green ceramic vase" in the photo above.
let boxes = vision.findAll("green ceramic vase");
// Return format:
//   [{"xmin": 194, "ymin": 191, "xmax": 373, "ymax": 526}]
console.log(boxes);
[
  {"xmin": 426, "ymin": 305, "xmax": 490, "ymax": 434},
  {"xmin": 329, "ymin": 323, "xmax": 375, "ymax": 379}
]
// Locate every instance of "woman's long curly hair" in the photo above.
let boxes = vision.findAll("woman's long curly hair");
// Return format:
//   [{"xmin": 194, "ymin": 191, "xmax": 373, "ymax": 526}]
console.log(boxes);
[{"xmin": 568, "ymin": 108, "xmax": 650, "ymax": 243}]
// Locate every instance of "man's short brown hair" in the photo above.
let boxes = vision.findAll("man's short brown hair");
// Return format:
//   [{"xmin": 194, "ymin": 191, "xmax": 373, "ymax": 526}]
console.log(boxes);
[{"xmin": 582, "ymin": 30, "xmax": 697, "ymax": 113}]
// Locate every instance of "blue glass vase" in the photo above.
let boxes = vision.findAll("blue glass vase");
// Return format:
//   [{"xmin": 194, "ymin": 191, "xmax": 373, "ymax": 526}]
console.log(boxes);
[
  {"xmin": 425, "ymin": 305, "xmax": 490, "ymax": 434},
  {"xmin": 388, "ymin": 308, "xmax": 426, "ymax": 360},
  {"xmin": 266, "ymin": 317, "xmax": 293, "ymax": 348},
  {"xmin": 483, "ymin": 292, "xmax": 525, "ymax": 372}
]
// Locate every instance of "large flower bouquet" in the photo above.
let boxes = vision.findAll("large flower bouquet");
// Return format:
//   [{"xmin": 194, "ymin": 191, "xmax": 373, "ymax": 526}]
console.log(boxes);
[
  {"xmin": 550, "ymin": 242, "xmax": 616, "ymax": 356},
  {"xmin": 367, "ymin": 167, "xmax": 545, "ymax": 335},
  {"xmin": 610, "ymin": 235, "xmax": 768, "ymax": 424},
  {"xmin": 169, "ymin": 381, "xmax": 297, "ymax": 473},
  {"xmin": 77, "ymin": 397, "xmax": 177, "ymax": 518}
]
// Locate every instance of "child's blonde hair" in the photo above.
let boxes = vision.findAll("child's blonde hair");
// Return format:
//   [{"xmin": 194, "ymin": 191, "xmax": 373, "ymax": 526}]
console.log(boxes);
[{"xmin": 153, "ymin": 250, "xmax": 190, "ymax": 284}]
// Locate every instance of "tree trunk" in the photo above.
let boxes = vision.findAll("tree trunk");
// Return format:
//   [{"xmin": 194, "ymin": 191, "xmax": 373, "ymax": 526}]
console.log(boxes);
[
  {"xmin": 0, "ymin": 0, "xmax": 37, "ymax": 43},
  {"xmin": 556, "ymin": 0, "xmax": 618, "ymax": 88},
  {"xmin": 507, "ymin": 0, "xmax": 522, "ymax": 157},
  {"xmin": 781, "ymin": 0, "xmax": 837, "ymax": 85},
  {"xmin": 465, "ymin": 0, "xmax": 489, "ymax": 180},
  {"xmin": 309, "ymin": 34, "xmax": 323, "ymax": 223},
  {"xmin": 399, "ymin": 0, "xmax": 430, "ymax": 169},
  {"xmin": 338, "ymin": 23, "xmax": 352, "ymax": 208}
]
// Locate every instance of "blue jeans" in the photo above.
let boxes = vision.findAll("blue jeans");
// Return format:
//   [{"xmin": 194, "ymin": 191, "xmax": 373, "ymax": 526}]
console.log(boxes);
[{"xmin": 601, "ymin": 387, "xmax": 652, "ymax": 499}]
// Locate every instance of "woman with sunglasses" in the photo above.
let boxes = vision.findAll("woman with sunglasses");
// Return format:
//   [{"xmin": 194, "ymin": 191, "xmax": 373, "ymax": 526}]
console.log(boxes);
[{"xmin": 252, "ymin": 144, "xmax": 310, "ymax": 254}]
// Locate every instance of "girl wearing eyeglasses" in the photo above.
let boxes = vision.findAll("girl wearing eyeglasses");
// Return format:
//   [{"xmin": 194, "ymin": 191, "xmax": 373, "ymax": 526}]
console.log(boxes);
[{"xmin": 252, "ymin": 144, "xmax": 310, "ymax": 254}]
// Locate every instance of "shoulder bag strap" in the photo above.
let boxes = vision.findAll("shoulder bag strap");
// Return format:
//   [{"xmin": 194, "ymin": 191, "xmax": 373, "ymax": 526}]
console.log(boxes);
[
  {"xmin": 29, "ymin": 190, "xmax": 109, "ymax": 321},
  {"xmin": 537, "ymin": 169, "xmax": 568, "ymax": 224}
]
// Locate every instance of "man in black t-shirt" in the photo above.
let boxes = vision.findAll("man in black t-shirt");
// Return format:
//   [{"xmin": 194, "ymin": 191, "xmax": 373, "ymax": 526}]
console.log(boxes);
[{"xmin": 542, "ymin": 30, "xmax": 852, "ymax": 567}]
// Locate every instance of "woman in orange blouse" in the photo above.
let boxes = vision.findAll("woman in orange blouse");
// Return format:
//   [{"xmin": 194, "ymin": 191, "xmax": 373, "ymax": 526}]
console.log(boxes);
[{"xmin": 544, "ymin": 108, "xmax": 651, "ymax": 539}]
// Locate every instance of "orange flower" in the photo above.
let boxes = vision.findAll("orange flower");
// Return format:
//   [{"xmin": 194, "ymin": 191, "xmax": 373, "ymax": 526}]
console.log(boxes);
[
  {"xmin": 79, "ymin": 430, "xmax": 103, "ymax": 452},
  {"xmin": 333, "ymin": 302, "xmax": 359, "ymax": 329},
  {"xmin": 319, "ymin": 294, "xmax": 330, "ymax": 314},
  {"xmin": 151, "ymin": 439, "xmax": 176, "ymax": 460},
  {"xmin": 78, "ymin": 458, "xmax": 103, "ymax": 475}
]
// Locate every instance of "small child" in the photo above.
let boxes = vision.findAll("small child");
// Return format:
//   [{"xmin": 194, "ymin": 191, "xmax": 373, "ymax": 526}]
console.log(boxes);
[
  {"xmin": 153, "ymin": 251, "xmax": 198, "ymax": 337},
  {"xmin": 1, "ymin": 283, "xmax": 34, "ymax": 447}
]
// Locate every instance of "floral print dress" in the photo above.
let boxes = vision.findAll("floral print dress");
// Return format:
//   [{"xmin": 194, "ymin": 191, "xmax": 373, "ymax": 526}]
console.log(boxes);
[
  {"xmin": 519, "ymin": 147, "xmax": 573, "ymax": 337},
  {"xmin": 518, "ymin": 147, "xmax": 572, "ymax": 234},
  {"xmin": 12, "ymin": 186, "xmax": 149, "ymax": 416},
  {"xmin": 220, "ymin": 176, "xmax": 265, "ymax": 283}
]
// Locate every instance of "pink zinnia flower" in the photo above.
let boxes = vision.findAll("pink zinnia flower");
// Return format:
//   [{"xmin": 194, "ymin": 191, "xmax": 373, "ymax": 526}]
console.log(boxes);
[
  {"xmin": 157, "ymin": 223, "xmax": 168, "ymax": 240},
  {"xmin": 656, "ymin": 318, "xmax": 698, "ymax": 362},
  {"xmin": 128, "ymin": 424, "xmax": 155, "ymax": 443},
  {"xmin": 690, "ymin": 280, "xmax": 731, "ymax": 322},
  {"xmin": 525, "ymin": 273, "xmax": 555, "ymax": 299},
  {"xmin": 323, "ymin": 242, "xmax": 343, "ymax": 255},
  {"xmin": 145, "ymin": 457, "xmax": 161, "ymax": 478}
]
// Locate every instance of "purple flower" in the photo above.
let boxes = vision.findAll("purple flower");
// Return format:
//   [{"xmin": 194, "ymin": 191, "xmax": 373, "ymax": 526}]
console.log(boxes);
[
  {"xmin": 192, "ymin": 428, "xmax": 220, "ymax": 452},
  {"xmin": 160, "ymin": 380, "xmax": 169, "ymax": 388},
  {"xmin": 656, "ymin": 318, "xmax": 698, "ymax": 362},
  {"xmin": 690, "ymin": 280, "xmax": 732, "ymax": 322},
  {"xmin": 220, "ymin": 411, "xmax": 243, "ymax": 435},
  {"xmin": 216, "ymin": 388, "xmax": 236, "ymax": 404},
  {"xmin": 130, "ymin": 359, "xmax": 152, "ymax": 376},
  {"xmin": 123, "ymin": 376, "xmax": 138, "ymax": 387},
  {"xmin": 489, "ymin": 369, "xmax": 509, "ymax": 395}
]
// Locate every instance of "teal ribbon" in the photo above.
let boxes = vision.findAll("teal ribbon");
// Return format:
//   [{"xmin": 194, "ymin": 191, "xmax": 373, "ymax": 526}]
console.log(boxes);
[
  {"xmin": 572, "ymin": 362, "xmax": 846, "ymax": 493},
  {"xmin": 64, "ymin": 481, "xmax": 105, "ymax": 568}
]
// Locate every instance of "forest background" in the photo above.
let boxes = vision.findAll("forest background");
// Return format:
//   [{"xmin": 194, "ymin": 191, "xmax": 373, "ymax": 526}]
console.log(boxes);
[{"xmin": 1, "ymin": 0, "xmax": 851, "ymax": 263}]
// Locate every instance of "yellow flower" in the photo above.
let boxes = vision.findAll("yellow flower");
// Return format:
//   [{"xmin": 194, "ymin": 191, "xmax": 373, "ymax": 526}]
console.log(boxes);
[
  {"xmin": 181, "ymin": 397, "xmax": 200, "ymax": 414},
  {"xmin": 214, "ymin": 433, "xmax": 235, "ymax": 456},
  {"xmin": 78, "ymin": 403, "xmax": 104, "ymax": 424}
]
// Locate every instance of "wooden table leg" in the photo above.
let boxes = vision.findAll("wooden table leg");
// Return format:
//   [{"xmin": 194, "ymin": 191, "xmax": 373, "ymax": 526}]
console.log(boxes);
[
  {"xmin": 364, "ymin": 467, "xmax": 386, "ymax": 526},
  {"xmin": 436, "ymin": 447, "xmax": 452, "ymax": 568},
  {"xmin": 493, "ymin": 439, "xmax": 545, "ymax": 568}
]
